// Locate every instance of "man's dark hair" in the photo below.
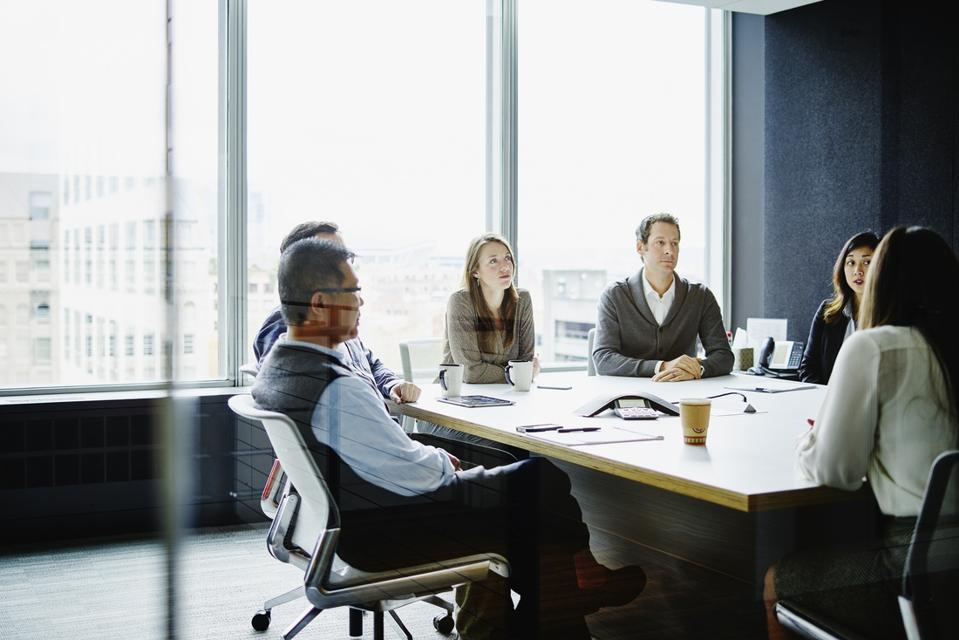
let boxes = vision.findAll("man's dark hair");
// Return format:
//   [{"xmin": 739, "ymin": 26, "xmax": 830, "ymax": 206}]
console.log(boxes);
[
  {"xmin": 279, "ymin": 221, "xmax": 339, "ymax": 254},
  {"xmin": 278, "ymin": 238, "xmax": 352, "ymax": 325},
  {"xmin": 635, "ymin": 213, "xmax": 681, "ymax": 245}
]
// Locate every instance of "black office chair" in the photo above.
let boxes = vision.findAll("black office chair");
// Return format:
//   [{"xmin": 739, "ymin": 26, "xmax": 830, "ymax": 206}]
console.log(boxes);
[
  {"xmin": 898, "ymin": 450, "xmax": 959, "ymax": 640},
  {"xmin": 776, "ymin": 450, "xmax": 959, "ymax": 640},
  {"xmin": 228, "ymin": 394, "xmax": 510, "ymax": 640}
]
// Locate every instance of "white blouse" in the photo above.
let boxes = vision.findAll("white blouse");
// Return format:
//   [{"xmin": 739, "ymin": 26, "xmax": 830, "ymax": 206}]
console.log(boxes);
[{"xmin": 797, "ymin": 325, "xmax": 957, "ymax": 517}]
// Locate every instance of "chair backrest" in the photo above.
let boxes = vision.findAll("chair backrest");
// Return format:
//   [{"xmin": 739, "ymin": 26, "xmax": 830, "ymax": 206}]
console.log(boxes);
[
  {"xmin": 228, "ymin": 394, "xmax": 339, "ymax": 556},
  {"xmin": 900, "ymin": 449, "xmax": 959, "ymax": 640},
  {"xmin": 586, "ymin": 328, "xmax": 597, "ymax": 376},
  {"xmin": 399, "ymin": 338, "xmax": 444, "ymax": 382}
]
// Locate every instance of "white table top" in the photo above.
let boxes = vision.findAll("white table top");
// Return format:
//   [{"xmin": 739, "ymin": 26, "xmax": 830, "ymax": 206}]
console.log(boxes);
[{"xmin": 393, "ymin": 372, "xmax": 848, "ymax": 512}]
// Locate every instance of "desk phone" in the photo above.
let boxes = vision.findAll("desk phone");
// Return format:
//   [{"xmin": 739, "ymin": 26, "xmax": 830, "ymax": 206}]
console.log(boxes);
[{"xmin": 613, "ymin": 406, "xmax": 660, "ymax": 420}]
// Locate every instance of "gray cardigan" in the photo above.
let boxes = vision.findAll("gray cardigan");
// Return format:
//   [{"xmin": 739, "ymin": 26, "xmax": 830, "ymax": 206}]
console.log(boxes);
[
  {"xmin": 442, "ymin": 288, "xmax": 535, "ymax": 384},
  {"xmin": 593, "ymin": 269, "xmax": 733, "ymax": 378}
]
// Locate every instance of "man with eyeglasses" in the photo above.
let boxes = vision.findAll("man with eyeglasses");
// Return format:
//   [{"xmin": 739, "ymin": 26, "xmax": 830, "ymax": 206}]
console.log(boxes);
[
  {"xmin": 253, "ymin": 221, "xmax": 421, "ymax": 404},
  {"xmin": 252, "ymin": 238, "xmax": 646, "ymax": 639}
]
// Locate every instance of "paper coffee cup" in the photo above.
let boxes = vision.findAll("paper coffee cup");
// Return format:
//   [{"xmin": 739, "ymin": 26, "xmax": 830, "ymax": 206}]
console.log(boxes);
[
  {"xmin": 504, "ymin": 360, "xmax": 534, "ymax": 392},
  {"xmin": 439, "ymin": 364, "xmax": 463, "ymax": 397},
  {"xmin": 680, "ymin": 398, "xmax": 712, "ymax": 445}
]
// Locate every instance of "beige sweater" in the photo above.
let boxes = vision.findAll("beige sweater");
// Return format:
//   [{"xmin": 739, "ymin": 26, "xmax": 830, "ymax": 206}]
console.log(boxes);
[{"xmin": 441, "ymin": 289, "xmax": 535, "ymax": 384}]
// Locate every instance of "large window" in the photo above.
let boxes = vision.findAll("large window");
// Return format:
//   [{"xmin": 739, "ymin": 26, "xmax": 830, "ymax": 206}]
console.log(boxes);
[
  {"xmin": 0, "ymin": 0, "xmax": 219, "ymax": 389},
  {"xmin": 246, "ymin": 0, "xmax": 487, "ymax": 372},
  {"xmin": 517, "ymin": 0, "xmax": 709, "ymax": 365},
  {"xmin": 1, "ymin": 0, "xmax": 723, "ymax": 391}
]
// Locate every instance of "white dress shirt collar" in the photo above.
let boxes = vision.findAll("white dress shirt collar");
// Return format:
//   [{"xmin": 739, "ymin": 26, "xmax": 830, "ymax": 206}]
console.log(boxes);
[
  {"xmin": 641, "ymin": 269, "xmax": 676, "ymax": 326},
  {"xmin": 842, "ymin": 300, "xmax": 857, "ymax": 339}
]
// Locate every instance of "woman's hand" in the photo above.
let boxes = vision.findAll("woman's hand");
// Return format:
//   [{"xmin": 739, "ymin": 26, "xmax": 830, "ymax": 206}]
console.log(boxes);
[{"xmin": 532, "ymin": 355, "xmax": 541, "ymax": 379}]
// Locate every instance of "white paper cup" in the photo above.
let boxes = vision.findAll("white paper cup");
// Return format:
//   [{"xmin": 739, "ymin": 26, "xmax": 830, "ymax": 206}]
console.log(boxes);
[{"xmin": 680, "ymin": 398, "xmax": 712, "ymax": 445}]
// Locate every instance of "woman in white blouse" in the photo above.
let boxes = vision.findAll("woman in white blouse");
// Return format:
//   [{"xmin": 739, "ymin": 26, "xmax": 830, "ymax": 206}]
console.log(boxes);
[{"xmin": 764, "ymin": 226, "xmax": 959, "ymax": 640}]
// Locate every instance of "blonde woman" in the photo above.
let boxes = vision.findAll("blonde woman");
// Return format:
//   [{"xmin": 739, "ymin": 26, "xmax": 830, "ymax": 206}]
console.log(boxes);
[{"xmin": 442, "ymin": 233, "xmax": 539, "ymax": 383}]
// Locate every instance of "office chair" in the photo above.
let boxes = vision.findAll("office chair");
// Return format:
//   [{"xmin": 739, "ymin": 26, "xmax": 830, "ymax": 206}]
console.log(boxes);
[
  {"xmin": 398, "ymin": 338, "xmax": 444, "ymax": 383},
  {"xmin": 586, "ymin": 328, "xmax": 597, "ymax": 376},
  {"xmin": 775, "ymin": 450, "xmax": 959, "ymax": 640},
  {"xmin": 228, "ymin": 394, "xmax": 510, "ymax": 640},
  {"xmin": 398, "ymin": 338, "xmax": 443, "ymax": 431},
  {"xmin": 898, "ymin": 449, "xmax": 959, "ymax": 640}
]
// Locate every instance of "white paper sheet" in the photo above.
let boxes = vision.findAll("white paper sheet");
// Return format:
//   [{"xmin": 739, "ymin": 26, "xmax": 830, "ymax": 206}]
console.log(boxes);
[
  {"xmin": 527, "ymin": 426, "xmax": 663, "ymax": 447},
  {"xmin": 746, "ymin": 318, "xmax": 788, "ymax": 349}
]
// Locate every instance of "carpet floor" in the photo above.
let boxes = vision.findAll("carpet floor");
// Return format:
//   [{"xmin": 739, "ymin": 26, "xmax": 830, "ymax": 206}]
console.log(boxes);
[{"xmin": 0, "ymin": 523, "xmax": 456, "ymax": 640}]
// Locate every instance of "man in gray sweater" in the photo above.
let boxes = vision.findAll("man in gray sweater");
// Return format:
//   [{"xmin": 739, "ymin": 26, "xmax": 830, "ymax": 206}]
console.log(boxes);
[{"xmin": 593, "ymin": 213, "xmax": 733, "ymax": 380}]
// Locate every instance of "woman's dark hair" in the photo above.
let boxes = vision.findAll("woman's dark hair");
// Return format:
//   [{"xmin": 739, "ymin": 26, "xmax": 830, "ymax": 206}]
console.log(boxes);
[
  {"xmin": 860, "ymin": 226, "xmax": 959, "ymax": 415},
  {"xmin": 822, "ymin": 230, "xmax": 880, "ymax": 325},
  {"xmin": 462, "ymin": 234, "xmax": 518, "ymax": 354}
]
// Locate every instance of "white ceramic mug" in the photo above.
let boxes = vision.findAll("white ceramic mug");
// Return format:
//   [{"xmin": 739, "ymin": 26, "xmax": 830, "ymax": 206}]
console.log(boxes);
[
  {"xmin": 504, "ymin": 360, "xmax": 534, "ymax": 392},
  {"xmin": 438, "ymin": 363, "xmax": 463, "ymax": 397}
]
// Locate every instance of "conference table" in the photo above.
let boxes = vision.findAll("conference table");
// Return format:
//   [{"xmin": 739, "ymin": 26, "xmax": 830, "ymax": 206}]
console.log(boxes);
[{"xmin": 391, "ymin": 371, "xmax": 870, "ymax": 585}]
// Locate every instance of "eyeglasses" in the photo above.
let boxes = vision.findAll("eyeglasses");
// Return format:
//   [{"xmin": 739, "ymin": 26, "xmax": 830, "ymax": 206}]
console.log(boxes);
[
  {"xmin": 279, "ymin": 287, "xmax": 362, "ymax": 308},
  {"xmin": 314, "ymin": 286, "xmax": 362, "ymax": 294}
]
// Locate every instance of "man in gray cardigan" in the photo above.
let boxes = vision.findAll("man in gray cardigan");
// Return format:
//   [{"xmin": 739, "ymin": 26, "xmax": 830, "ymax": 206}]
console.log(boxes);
[{"xmin": 593, "ymin": 213, "xmax": 733, "ymax": 380}]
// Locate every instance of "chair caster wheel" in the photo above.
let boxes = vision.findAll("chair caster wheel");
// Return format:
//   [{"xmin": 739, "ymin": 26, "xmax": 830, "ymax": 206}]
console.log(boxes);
[
  {"xmin": 252, "ymin": 609, "xmax": 271, "ymax": 631},
  {"xmin": 433, "ymin": 613, "xmax": 455, "ymax": 634}
]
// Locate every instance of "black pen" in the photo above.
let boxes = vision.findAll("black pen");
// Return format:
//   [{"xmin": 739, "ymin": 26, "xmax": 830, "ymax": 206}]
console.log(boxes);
[{"xmin": 556, "ymin": 427, "xmax": 601, "ymax": 433}]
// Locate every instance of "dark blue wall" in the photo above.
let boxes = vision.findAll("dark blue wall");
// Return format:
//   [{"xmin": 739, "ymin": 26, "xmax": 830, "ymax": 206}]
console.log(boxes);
[{"xmin": 734, "ymin": 0, "xmax": 958, "ymax": 339}]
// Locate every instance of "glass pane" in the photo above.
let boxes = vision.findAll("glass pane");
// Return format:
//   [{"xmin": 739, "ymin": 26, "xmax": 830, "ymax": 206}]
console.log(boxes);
[
  {"xmin": 0, "ymin": 0, "xmax": 220, "ymax": 388},
  {"xmin": 170, "ymin": 0, "xmax": 220, "ymax": 381},
  {"xmin": 247, "ymin": 0, "xmax": 486, "ymax": 372},
  {"xmin": 517, "ymin": 0, "xmax": 707, "ymax": 365}
]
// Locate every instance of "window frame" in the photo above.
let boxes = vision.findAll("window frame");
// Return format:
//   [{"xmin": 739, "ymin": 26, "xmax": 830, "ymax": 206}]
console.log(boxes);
[{"xmin": 0, "ymin": 0, "xmax": 729, "ymax": 395}]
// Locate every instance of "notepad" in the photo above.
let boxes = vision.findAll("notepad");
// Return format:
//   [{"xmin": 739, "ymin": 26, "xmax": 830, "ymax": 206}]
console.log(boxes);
[{"xmin": 526, "ymin": 426, "xmax": 663, "ymax": 447}]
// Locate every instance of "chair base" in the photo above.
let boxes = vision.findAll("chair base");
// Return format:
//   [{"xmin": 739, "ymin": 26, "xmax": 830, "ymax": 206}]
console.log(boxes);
[{"xmin": 254, "ymin": 582, "xmax": 454, "ymax": 640}]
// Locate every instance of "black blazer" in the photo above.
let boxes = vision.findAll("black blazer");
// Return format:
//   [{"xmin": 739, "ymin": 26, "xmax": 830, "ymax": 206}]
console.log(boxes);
[{"xmin": 797, "ymin": 299, "xmax": 850, "ymax": 385}]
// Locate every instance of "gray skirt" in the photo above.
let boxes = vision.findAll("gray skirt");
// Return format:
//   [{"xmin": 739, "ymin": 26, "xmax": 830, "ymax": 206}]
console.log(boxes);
[{"xmin": 774, "ymin": 517, "xmax": 916, "ymax": 640}]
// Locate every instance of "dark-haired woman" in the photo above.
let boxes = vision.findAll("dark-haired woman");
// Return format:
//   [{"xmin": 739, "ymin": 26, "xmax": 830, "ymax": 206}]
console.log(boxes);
[
  {"xmin": 442, "ymin": 233, "xmax": 538, "ymax": 383},
  {"xmin": 764, "ymin": 227, "xmax": 959, "ymax": 640},
  {"xmin": 797, "ymin": 231, "xmax": 880, "ymax": 384}
]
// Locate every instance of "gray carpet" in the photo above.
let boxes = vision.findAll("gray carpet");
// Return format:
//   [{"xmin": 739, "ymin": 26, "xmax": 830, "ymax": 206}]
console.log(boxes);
[{"xmin": 0, "ymin": 524, "xmax": 454, "ymax": 640}]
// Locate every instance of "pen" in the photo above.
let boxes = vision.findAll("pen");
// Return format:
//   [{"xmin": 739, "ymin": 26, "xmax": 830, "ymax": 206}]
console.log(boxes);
[{"xmin": 556, "ymin": 427, "xmax": 601, "ymax": 433}]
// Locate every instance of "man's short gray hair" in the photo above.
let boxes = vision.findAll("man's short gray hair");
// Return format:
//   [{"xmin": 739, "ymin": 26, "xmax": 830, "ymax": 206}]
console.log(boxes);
[
  {"xmin": 278, "ymin": 238, "xmax": 352, "ymax": 325},
  {"xmin": 635, "ymin": 213, "xmax": 681, "ymax": 244}
]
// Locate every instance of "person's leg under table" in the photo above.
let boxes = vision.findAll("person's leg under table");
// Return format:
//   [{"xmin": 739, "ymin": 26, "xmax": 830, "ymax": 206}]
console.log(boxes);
[{"xmin": 337, "ymin": 457, "xmax": 643, "ymax": 639}]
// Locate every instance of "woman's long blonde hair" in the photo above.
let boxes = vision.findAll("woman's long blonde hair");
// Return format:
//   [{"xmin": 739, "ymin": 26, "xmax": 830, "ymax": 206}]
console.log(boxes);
[{"xmin": 462, "ymin": 233, "xmax": 519, "ymax": 354}]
